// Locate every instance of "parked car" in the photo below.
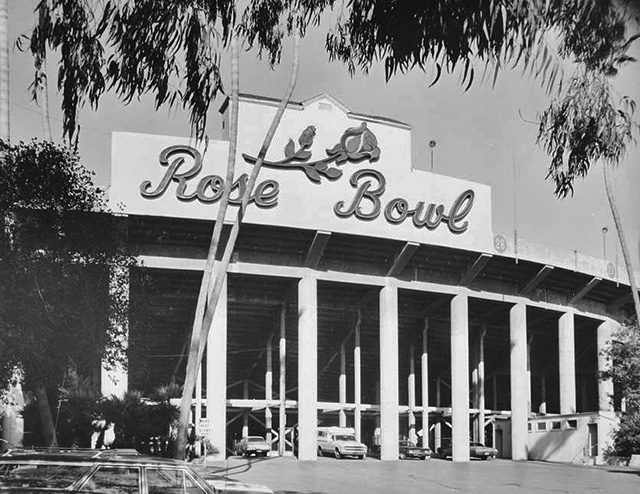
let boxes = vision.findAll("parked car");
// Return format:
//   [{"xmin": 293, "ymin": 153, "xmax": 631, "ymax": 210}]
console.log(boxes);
[
  {"xmin": 235, "ymin": 436, "xmax": 270, "ymax": 457},
  {"xmin": 398, "ymin": 440, "xmax": 431, "ymax": 460},
  {"xmin": 317, "ymin": 427, "xmax": 367, "ymax": 459},
  {"xmin": 437, "ymin": 441, "xmax": 498, "ymax": 460},
  {"xmin": 469, "ymin": 442, "xmax": 498, "ymax": 460},
  {"xmin": 0, "ymin": 449, "xmax": 219, "ymax": 493}
]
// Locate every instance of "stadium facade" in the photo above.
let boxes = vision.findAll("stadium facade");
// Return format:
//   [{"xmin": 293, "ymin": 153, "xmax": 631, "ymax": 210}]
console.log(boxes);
[{"xmin": 102, "ymin": 93, "xmax": 635, "ymax": 463}]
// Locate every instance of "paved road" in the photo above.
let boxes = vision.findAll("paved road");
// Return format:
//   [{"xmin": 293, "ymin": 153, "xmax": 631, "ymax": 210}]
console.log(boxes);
[{"xmin": 197, "ymin": 456, "xmax": 639, "ymax": 494}]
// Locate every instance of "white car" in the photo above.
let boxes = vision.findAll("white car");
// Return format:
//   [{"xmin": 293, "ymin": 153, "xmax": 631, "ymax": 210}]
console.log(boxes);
[{"xmin": 317, "ymin": 427, "xmax": 367, "ymax": 459}]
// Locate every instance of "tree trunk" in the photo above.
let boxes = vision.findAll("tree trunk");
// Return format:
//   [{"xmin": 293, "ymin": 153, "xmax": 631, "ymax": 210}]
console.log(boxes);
[
  {"xmin": 0, "ymin": 0, "xmax": 9, "ymax": 141},
  {"xmin": 603, "ymin": 164, "xmax": 640, "ymax": 323},
  {"xmin": 174, "ymin": 33, "xmax": 302, "ymax": 460},
  {"xmin": 199, "ymin": 33, "xmax": 302, "ymax": 345},
  {"xmin": 34, "ymin": 383, "xmax": 58, "ymax": 447},
  {"xmin": 35, "ymin": 4, "xmax": 52, "ymax": 141},
  {"xmin": 174, "ymin": 32, "xmax": 242, "ymax": 460},
  {"xmin": 38, "ymin": 58, "xmax": 53, "ymax": 141}
]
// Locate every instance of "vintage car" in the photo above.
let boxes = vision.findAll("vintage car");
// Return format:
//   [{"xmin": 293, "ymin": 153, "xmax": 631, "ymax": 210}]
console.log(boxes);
[
  {"xmin": 235, "ymin": 436, "xmax": 270, "ymax": 457},
  {"xmin": 398, "ymin": 440, "xmax": 431, "ymax": 460},
  {"xmin": 438, "ymin": 441, "xmax": 498, "ymax": 460},
  {"xmin": 469, "ymin": 442, "xmax": 498, "ymax": 460},
  {"xmin": 0, "ymin": 449, "xmax": 219, "ymax": 493},
  {"xmin": 317, "ymin": 427, "xmax": 367, "ymax": 459}
]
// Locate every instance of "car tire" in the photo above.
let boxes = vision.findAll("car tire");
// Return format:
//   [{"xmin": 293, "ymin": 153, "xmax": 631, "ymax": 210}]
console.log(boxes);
[
  {"xmin": 482, "ymin": 456, "xmax": 488, "ymax": 460},
  {"xmin": 399, "ymin": 452, "xmax": 406, "ymax": 460},
  {"xmin": 335, "ymin": 449, "xmax": 341, "ymax": 459},
  {"xmin": 359, "ymin": 455, "xmax": 365, "ymax": 460},
  {"xmin": 317, "ymin": 447, "xmax": 323, "ymax": 457}
]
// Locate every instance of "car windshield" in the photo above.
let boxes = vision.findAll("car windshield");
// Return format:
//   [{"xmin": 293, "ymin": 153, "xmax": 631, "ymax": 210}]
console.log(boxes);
[
  {"xmin": 334, "ymin": 435, "xmax": 356, "ymax": 441},
  {"xmin": 247, "ymin": 437, "xmax": 265, "ymax": 442},
  {"xmin": 399, "ymin": 441, "xmax": 415, "ymax": 447},
  {"xmin": 470, "ymin": 442, "xmax": 485, "ymax": 447}
]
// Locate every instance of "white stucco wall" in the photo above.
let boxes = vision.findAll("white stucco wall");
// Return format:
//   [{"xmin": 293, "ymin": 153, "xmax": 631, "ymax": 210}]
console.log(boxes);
[{"xmin": 527, "ymin": 413, "xmax": 618, "ymax": 464}]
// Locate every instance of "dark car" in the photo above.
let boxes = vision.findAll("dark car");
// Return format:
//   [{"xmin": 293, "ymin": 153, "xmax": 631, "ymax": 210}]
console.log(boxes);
[
  {"xmin": 235, "ymin": 436, "xmax": 270, "ymax": 457},
  {"xmin": 0, "ymin": 449, "xmax": 219, "ymax": 493},
  {"xmin": 469, "ymin": 442, "xmax": 498, "ymax": 460},
  {"xmin": 438, "ymin": 441, "xmax": 498, "ymax": 460},
  {"xmin": 398, "ymin": 440, "xmax": 431, "ymax": 460}
]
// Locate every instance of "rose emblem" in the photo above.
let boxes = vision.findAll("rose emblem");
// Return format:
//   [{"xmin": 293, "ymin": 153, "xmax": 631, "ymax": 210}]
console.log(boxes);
[
  {"xmin": 326, "ymin": 122, "xmax": 380, "ymax": 164},
  {"xmin": 243, "ymin": 122, "xmax": 381, "ymax": 183}
]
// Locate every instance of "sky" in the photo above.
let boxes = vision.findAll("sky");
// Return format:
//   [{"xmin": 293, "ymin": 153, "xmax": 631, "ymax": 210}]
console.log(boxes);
[{"xmin": 8, "ymin": 2, "xmax": 640, "ymax": 271}]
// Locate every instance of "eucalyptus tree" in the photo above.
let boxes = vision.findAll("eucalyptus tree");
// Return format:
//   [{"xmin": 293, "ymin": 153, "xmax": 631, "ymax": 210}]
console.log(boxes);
[
  {"xmin": 537, "ymin": 32, "xmax": 640, "ymax": 323},
  {"xmin": 25, "ymin": 0, "xmax": 639, "ymax": 458},
  {"xmin": 18, "ymin": 4, "xmax": 54, "ymax": 140}
]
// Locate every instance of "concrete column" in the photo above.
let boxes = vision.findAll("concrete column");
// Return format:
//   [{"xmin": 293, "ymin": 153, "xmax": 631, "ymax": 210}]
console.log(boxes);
[
  {"xmin": 510, "ymin": 303, "xmax": 528, "ymax": 461},
  {"xmin": 597, "ymin": 320, "xmax": 616, "ymax": 412},
  {"xmin": 450, "ymin": 294, "xmax": 469, "ymax": 462},
  {"xmin": 478, "ymin": 327, "xmax": 486, "ymax": 444},
  {"xmin": 471, "ymin": 337, "xmax": 479, "ymax": 442},
  {"xmin": 539, "ymin": 373, "xmax": 547, "ymax": 414},
  {"xmin": 265, "ymin": 336, "xmax": 273, "ymax": 450},
  {"xmin": 278, "ymin": 306, "xmax": 286, "ymax": 456},
  {"xmin": 242, "ymin": 380, "xmax": 249, "ymax": 438},
  {"xmin": 298, "ymin": 274, "xmax": 318, "ymax": 461},
  {"xmin": 101, "ymin": 265, "xmax": 129, "ymax": 398},
  {"xmin": 559, "ymin": 312, "xmax": 576, "ymax": 414},
  {"xmin": 435, "ymin": 377, "xmax": 442, "ymax": 450},
  {"xmin": 206, "ymin": 274, "xmax": 227, "ymax": 460},
  {"xmin": 408, "ymin": 344, "xmax": 417, "ymax": 444},
  {"xmin": 421, "ymin": 321, "xmax": 429, "ymax": 449},
  {"xmin": 379, "ymin": 282, "xmax": 399, "ymax": 461},
  {"xmin": 354, "ymin": 315, "xmax": 362, "ymax": 442},
  {"xmin": 527, "ymin": 335, "xmax": 533, "ymax": 416},
  {"xmin": 339, "ymin": 344, "xmax": 347, "ymax": 427}
]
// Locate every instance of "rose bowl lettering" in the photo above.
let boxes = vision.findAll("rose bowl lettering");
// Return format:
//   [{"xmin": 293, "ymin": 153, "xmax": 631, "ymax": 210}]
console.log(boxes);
[
  {"xmin": 140, "ymin": 145, "xmax": 279, "ymax": 208},
  {"xmin": 333, "ymin": 169, "xmax": 474, "ymax": 234},
  {"xmin": 140, "ymin": 146, "xmax": 474, "ymax": 235}
]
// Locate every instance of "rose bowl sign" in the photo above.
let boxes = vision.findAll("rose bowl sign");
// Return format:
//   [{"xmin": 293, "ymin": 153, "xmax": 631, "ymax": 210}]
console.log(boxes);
[{"xmin": 110, "ymin": 125, "xmax": 493, "ymax": 252}]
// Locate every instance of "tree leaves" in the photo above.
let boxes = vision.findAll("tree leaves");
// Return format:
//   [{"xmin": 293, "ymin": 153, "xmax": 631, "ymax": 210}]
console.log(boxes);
[
  {"xmin": 0, "ymin": 140, "xmax": 138, "ymax": 393},
  {"xmin": 29, "ymin": 1, "xmax": 635, "ymax": 144},
  {"xmin": 31, "ymin": 0, "xmax": 236, "ymax": 142},
  {"xmin": 537, "ymin": 71, "xmax": 639, "ymax": 198}
]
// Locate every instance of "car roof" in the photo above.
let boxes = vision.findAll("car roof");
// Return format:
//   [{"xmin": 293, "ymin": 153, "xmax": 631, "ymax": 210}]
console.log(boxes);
[
  {"xmin": 0, "ymin": 450, "xmax": 187, "ymax": 467},
  {"xmin": 1, "ymin": 448, "xmax": 140, "ymax": 458}
]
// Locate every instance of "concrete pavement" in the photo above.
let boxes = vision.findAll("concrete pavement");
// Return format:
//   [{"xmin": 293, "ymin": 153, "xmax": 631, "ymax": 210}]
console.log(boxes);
[{"xmin": 194, "ymin": 456, "xmax": 639, "ymax": 494}]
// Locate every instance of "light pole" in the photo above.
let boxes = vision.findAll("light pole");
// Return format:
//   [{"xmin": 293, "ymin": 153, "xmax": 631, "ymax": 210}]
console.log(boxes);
[
  {"xmin": 429, "ymin": 140, "xmax": 436, "ymax": 171},
  {"xmin": 601, "ymin": 227, "xmax": 608, "ymax": 258}
]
